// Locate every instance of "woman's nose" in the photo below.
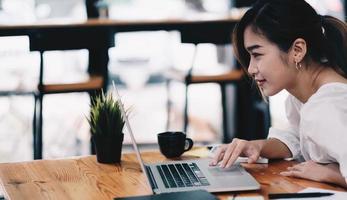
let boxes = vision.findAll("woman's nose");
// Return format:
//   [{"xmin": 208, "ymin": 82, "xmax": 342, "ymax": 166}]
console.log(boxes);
[{"xmin": 248, "ymin": 62, "xmax": 258, "ymax": 76}]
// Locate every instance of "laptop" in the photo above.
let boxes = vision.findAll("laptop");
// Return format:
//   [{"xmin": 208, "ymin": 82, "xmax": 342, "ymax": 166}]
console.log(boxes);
[{"xmin": 112, "ymin": 82, "xmax": 260, "ymax": 194}]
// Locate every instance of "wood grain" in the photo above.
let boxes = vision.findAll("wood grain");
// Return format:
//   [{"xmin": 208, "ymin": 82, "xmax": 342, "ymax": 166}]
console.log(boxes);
[{"xmin": 0, "ymin": 150, "xmax": 345, "ymax": 200}]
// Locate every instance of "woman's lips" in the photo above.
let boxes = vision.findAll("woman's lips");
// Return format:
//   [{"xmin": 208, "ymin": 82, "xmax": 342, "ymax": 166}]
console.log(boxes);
[{"xmin": 256, "ymin": 79, "xmax": 266, "ymax": 86}]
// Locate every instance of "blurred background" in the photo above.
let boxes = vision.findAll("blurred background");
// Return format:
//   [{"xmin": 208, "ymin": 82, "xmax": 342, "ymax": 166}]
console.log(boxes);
[{"xmin": 0, "ymin": 0, "xmax": 345, "ymax": 162}]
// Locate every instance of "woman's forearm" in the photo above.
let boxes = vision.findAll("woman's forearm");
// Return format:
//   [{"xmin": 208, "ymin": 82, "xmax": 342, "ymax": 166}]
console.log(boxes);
[
  {"xmin": 251, "ymin": 138, "xmax": 292, "ymax": 159},
  {"xmin": 323, "ymin": 163, "xmax": 347, "ymax": 188}
]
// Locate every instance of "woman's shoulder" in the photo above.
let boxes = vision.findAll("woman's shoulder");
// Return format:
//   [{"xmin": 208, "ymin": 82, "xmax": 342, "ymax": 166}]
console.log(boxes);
[
  {"xmin": 307, "ymin": 82, "xmax": 347, "ymax": 102},
  {"xmin": 300, "ymin": 83, "xmax": 347, "ymax": 139},
  {"xmin": 301, "ymin": 82, "xmax": 347, "ymax": 119}
]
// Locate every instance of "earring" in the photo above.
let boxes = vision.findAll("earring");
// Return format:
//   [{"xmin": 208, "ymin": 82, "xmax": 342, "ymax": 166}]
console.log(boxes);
[{"xmin": 295, "ymin": 62, "xmax": 302, "ymax": 70}]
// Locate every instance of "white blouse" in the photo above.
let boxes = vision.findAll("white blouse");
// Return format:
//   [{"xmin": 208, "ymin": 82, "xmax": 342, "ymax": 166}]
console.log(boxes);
[{"xmin": 268, "ymin": 82, "xmax": 347, "ymax": 179}]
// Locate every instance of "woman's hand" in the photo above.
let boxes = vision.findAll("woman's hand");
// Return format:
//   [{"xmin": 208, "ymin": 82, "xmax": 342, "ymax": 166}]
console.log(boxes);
[
  {"xmin": 281, "ymin": 160, "xmax": 347, "ymax": 188},
  {"xmin": 280, "ymin": 160, "xmax": 328, "ymax": 182},
  {"xmin": 209, "ymin": 138, "xmax": 264, "ymax": 168}
]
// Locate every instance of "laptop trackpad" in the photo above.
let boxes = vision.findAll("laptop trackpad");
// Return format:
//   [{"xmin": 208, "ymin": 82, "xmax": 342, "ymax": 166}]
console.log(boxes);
[{"xmin": 208, "ymin": 165, "xmax": 243, "ymax": 176}]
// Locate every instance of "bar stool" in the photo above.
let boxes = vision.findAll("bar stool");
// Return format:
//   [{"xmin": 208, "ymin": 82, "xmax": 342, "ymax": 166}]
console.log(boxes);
[{"xmin": 30, "ymin": 30, "xmax": 114, "ymax": 159}]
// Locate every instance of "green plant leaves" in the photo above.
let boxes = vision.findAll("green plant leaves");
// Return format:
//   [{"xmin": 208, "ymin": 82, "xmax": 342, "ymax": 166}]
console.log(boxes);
[{"xmin": 88, "ymin": 92, "xmax": 125, "ymax": 136}]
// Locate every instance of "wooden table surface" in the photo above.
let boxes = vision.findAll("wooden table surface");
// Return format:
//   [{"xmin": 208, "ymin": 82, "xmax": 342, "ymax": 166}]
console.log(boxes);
[{"xmin": 0, "ymin": 148, "xmax": 345, "ymax": 200}]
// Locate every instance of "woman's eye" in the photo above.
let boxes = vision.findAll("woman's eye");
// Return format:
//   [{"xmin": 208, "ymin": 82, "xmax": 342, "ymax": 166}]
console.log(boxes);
[{"xmin": 251, "ymin": 53, "xmax": 261, "ymax": 58}]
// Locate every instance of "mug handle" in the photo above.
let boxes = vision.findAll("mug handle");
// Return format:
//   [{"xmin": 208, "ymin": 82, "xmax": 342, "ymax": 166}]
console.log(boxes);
[{"xmin": 184, "ymin": 138, "xmax": 193, "ymax": 152}]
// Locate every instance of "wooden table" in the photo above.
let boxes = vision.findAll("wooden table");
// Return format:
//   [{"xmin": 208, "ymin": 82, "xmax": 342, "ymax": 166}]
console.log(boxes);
[{"xmin": 0, "ymin": 148, "xmax": 345, "ymax": 200}]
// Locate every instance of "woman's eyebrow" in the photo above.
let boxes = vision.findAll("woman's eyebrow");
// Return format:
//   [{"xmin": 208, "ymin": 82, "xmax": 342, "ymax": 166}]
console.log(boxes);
[{"xmin": 246, "ymin": 45, "xmax": 262, "ymax": 52}]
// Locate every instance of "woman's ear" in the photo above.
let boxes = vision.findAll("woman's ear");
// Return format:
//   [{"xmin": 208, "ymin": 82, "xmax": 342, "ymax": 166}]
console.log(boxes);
[{"xmin": 290, "ymin": 38, "xmax": 307, "ymax": 63}]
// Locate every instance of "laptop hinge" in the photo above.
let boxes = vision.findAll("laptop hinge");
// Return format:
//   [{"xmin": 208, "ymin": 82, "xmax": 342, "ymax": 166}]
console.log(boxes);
[{"xmin": 145, "ymin": 166, "xmax": 158, "ymax": 189}]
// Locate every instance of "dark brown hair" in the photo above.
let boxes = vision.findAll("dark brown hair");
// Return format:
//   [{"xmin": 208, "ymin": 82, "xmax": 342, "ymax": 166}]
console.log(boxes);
[{"xmin": 233, "ymin": 0, "xmax": 347, "ymax": 78}]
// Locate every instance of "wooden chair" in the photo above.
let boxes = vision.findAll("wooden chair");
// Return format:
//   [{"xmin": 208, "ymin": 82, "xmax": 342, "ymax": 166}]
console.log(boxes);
[{"xmin": 30, "ymin": 30, "xmax": 114, "ymax": 159}]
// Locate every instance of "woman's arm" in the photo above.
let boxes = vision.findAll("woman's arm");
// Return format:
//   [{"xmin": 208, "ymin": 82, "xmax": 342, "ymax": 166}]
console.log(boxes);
[
  {"xmin": 323, "ymin": 163, "xmax": 347, "ymax": 188},
  {"xmin": 251, "ymin": 138, "xmax": 292, "ymax": 159}
]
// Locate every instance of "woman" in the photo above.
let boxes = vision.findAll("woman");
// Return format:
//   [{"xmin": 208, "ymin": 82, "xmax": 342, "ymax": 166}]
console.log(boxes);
[{"xmin": 210, "ymin": 0, "xmax": 347, "ymax": 187}]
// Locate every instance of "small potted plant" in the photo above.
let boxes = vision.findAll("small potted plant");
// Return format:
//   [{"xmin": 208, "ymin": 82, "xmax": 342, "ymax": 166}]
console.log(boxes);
[{"xmin": 88, "ymin": 92, "xmax": 125, "ymax": 164}]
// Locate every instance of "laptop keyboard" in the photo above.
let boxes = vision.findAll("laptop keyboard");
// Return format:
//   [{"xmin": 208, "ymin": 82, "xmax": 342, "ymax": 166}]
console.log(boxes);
[{"xmin": 156, "ymin": 163, "xmax": 210, "ymax": 188}]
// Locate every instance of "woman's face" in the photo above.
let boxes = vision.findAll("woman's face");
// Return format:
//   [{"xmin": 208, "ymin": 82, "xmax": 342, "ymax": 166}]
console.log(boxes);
[{"xmin": 243, "ymin": 26, "xmax": 297, "ymax": 96}]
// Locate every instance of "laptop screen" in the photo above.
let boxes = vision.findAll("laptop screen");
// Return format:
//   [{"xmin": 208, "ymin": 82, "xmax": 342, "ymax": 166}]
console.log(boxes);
[{"xmin": 112, "ymin": 81, "xmax": 154, "ymax": 194}]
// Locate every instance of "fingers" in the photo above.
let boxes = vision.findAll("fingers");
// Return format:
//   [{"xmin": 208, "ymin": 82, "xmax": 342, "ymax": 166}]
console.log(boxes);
[
  {"xmin": 287, "ymin": 166, "xmax": 299, "ymax": 171},
  {"xmin": 223, "ymin": 142, "xmax": 245, "ymax": 168},
  {"xmin": 281, "ymin": 161, "xmax": 327, "ymax": 182},
  {"xmin": 287, "ymin": 162, "xmax": 305, "ymax": 171},
  {"xmin": 209, "ymin": 145, "xmax": 227, "ymax": 166},
  {"xmin": 209, "ymin": 138, "xmax": 259, "ymax": 168},
  {"xmin": 213, "ymin": 151, "xmax": 225, "ymax": 166},
  {"xmin": 220, "ymin": 142, "xmax": 237, "ymax": 168},
  {"xmin": 221, "ymin": 139, "xmax": 250, "ymax": 168},
  {"xmin": 280, "ymin": 163, "xmax": 304, "ymax": 177},
  {"xmin": 280, "ymin": 170, "xmax": 302, "ymax": 178},
  {"xmin": 248, "ymin": 152, "xmax": 260, "ymax": 164}
]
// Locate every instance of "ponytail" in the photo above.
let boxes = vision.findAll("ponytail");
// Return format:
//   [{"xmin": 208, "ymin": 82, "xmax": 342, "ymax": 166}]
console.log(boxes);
[{"xmin": 321, "ymin": 15, "xmax": 347, "ymax": 78}]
